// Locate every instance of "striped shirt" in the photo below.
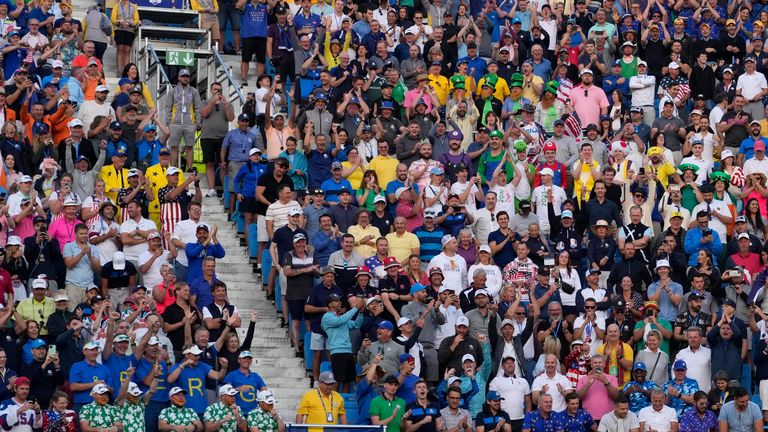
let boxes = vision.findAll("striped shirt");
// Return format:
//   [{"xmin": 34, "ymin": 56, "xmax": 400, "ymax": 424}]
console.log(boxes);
[
  {"xmin": 265, "ymin": 200, "xmax": 300, "ymax": 232},
  {"xmin": 413, "ymin": 225, "xmax": 444, "ymax": 263}
]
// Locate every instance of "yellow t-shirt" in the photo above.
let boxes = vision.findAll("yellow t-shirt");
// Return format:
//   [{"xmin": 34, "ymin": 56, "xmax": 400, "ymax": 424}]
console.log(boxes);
[
  {"xmin": 597, "ymin": 342, "xmax": 634, "ymax": 384},
  {"xmin": 297, "ymin": 390, "xmax": 346, "ymax": 427},
  {"xmin": 341, "ymin": 160, "xmax": 366, "ymax": 190},
  {"xmin": 572, "ymin": 160, "xmax": 600, "ymax": 206},
  {"xmin": 369, "ymin": 155, "xmax": 399, "ymax": 189},
  {"xmin": 145, "ymin": 163, "xmax": 186, "ymax": 215},
  {"xmin": 385, "ymin": 232, "xmax": 420, "ymax": 263},
  {"xmin": 475, "ymin": 76, "xmax": 512, "ymax": 103},
  {"xmin": 651, "ymin": 161, "xmax": 677, "ymax": 189},
  {"xmin": 348, "ymin": 224, "xmax": 382, "ymax": 258},
  {"xmin": 428, "ymin": 74, "xmax": 451, "ymax": 106},
  {"xmin": 521, "ymin": 75, "xmax": 544, "ymax": 104}
]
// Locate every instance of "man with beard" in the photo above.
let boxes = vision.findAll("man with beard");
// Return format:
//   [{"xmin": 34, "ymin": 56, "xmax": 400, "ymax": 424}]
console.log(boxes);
[
  {"xmin": 400, "ymin": 284, "xmax": 445, "ymax": 385},
  {"xmin": 607, "ymin": 243, "xmax": 652, "ymax": 293},
  {"xmin": 19, "ymin": 340, "xmax": 64, "ymax": 408},
  {"xmin": 678, "ymin": 390, "xmax": 718, "ymax": 432},
  {"xmin": 622, "ymin": 362, "xmax": 657, "ymax": 414},
  {"xmin": 673, "ymin": 291, "xmax": 714, "ymax": 348}
]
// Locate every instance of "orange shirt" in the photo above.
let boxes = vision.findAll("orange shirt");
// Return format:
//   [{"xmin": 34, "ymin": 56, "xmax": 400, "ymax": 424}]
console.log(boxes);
[{"xmin": 83, "ymin": 76, "xmax": 106, "ymax": 101}]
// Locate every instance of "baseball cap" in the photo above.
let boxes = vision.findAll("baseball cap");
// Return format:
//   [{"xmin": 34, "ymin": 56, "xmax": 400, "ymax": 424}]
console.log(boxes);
[
  {"xmin": 456, "ymin": 316, "xmax": 470, "ymax": 327},
  {"xmin": 218, "ymin": 384, "xmax": 239, "ymax": 396},
  {"xmin": 32, "ymin": 278, "xmax": 47, "ymax": 290},
  {"xmin": 90, "ymin": 383, "xmax": 110, "ymax": 395},
  {"xmin": 378, "ymin": 320, "xmax": 395, "ymax": 331},
  {"xmin": 319, "ymin": 371, "xmax": 337, "ymax": 384},
  {"xmin": 561, "ymin": 210, "xmax": 573, "ymax": 219},
  {"xmin": 183, "ymin": 345, "xmax": 204, "ymax": 356},
  {"xmin": 30, "ymin": 338, "xmax": 46, "ymax": 349},
  {"xmin": 292, "ymin": 233, "xmax": 307, "ymax": 243},
  {"xmin": 113, "ymin": 334, "xmax": 130, "ymax": 343},
  {"xmin": 113, "ymin": 252, "xmax": 126, "ymax": 270},
  {"xmin": 169, "ymin": 387, "xmax": 187, "ymax": 396},
  {"xmin": 461, "ymin": 354, "xmax": 475, "ymax": 363},
  {"xmin": 487, "ymin": 390, "xmax": 504, "ymax": 401},
  {"xmin": 179, "ymin": 69, "xmax": 191, "ymax": 76},
  {"xmin": 673, "ymin": 360, "xmax": 687, "ymax": 370},
  {"xmin": 633, "ymin": 362, "xmax": 647, "ymax": 371},
  {"xmin": 257, "ymin": 390, "xmax": 276, "ymax": 404}
]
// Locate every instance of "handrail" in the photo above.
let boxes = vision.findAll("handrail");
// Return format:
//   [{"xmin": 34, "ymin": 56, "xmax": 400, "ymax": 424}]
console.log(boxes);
[
  {"xmin": 146, "ymin": 42, "xmax": 173, "ymax": 93},
  {"xmin": 211, "ymin": 49, "xmax": 245, "ymax": 105}
]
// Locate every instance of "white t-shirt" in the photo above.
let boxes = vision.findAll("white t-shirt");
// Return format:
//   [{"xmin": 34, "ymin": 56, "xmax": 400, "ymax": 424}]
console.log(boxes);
[
  {"xmin": 137, "ymin": 249, "xmax": 170, "ymax": 289},
  {"xmin": 573, "ymin": 316, "xmax": 606, "ymax": 355},
  {"xmin": 450, "ymin": 181, "xmax": 479, "ymax": 214},
  {"xmin": 736, "ymin": 71, "xmax": 768, "ymax": 101},
  {"xmin": 491, "ymin": 183, "xmax": 516, "ymax": 217},
  {"xmin": 8, "ymin": 192, "xmax": 42, "ymax": 217},
  {"xmin": 427, "ymin": 252, "xmax": 467, "ymax": 293},
  {"xmin": 489, "ymin": 376, "xmax": 531, "ymax": 420},
  {"xmin": 89, "ymin": 218, "xmax": 120, "ymax": 266},
  {"xmin": 531, "ymin": 372, "xmax": 573, "ymax": 412},
  {"xmin": 171, "ymin": 218, "xmax": 203, "ymax": 266},
  {"xmin": 79, "ymin": 100, "xmax": 116, "ymax": 136},
  {"xmin": 638, "ymin": 405, "xmax": 678, "ymax": 432},
  {"xmin": 423, "ymin": 183, "xmax": 448, "ymax": 215},
  {"xmin": 673, "ymin": 346, "xmax": 712, "ymax": 393},
  {"xmin": 255, "ymin": 88, "xmax": 281, "ymax": 116},
  {"xmin": 531, "ymin": 184, "xmax": 567, "ymax": 235},
  {"xmin": 679, "ymin": 156, "xmax": 712, "ymax": 185},
  {"xmin": 119, "ymin": 217, "xmax": 157, "ymax": 261}
]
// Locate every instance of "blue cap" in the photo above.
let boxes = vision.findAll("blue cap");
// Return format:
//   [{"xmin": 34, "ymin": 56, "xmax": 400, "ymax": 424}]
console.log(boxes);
[
  {"xmin": 348, "ymin": 97, "xmax": 360, "ymax": 106},
  {"xmin": 430, "ymin": 167, "xmax": 445, "ymax": 175},
  {"xmin": 449, "ymin": 129, "xmax": 463, "ymax": 141},
  {"xmin": 378, "ymin": 320, "xmax": 394, "ymax": 331},
  {"xmin": 115, "ymin": 147, "xmax": 127, "ymax": 155},
  {"xmin": 7, "ymin": 31, "xmax": 18, "ymax": 38},
  {"xmin": 511, "ymin": 17, "xmax": 522, "ymax": 24},
  {"xmin": 380, "ymin": 101, "xmax": 394, "ymax": 110},
  {"xmin": 109, "ymin": 121, "xmax": 122, "ymax": 130},
  {"xmin": 118, "ymin": 77, "xmax": 134, "ymax": 86},
  {"xmin": 633, "ymin": 362, "xmax": 647, "ymax": 371},
  {"xmin": 143, "ymin": 124, "xmax": 157, "ymax": 132},
  {"xmin": 398, "ymin": 353, "xmax": 414, "ymax": 363},
  {"xmin": 33, "ymin": 122, "xmax": 49, "ymax": 135},
  {"xmin": 673, "ymin": 359, "xmax": 687, "ymax": 370},
  {"xmin": 44, "ymin": 81, "xmax": 57, "ymax": 88},
  {"xmin": 585, "ymin": 268, "xmax": 601, "ymax": 277},
  {"xmin": 314, "ymin": 93, "xmax": 329, "ymax": 102},
  {"xmin": 613, "ymin": 60, "xmax": 621, "ymax": 67},
  {"xmin": 159, "ymin": 147, "xmax": 171, "ymax": 155},
  {"xmin": 30, "ymin": 338, "xmax": 46, "ymax": 349},
  {"xmin": 487, "ymin": 390, "xmax": 504, "ymax": 401},
  {"xmin": 410, "ymin": 283, "xmax": 427, "ymax": 295},
  {"xmin": 561, "ymin": 210, "xmax": 574, "ymax": 219}
]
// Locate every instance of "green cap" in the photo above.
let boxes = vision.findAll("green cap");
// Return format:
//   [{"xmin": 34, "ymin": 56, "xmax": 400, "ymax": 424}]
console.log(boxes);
[
  {"xmin": 453, "ymin": 81, "xmax": 466, "ymax": 90},
  {"xmin": 710, "ymin": 171, "xmax": 731, "ymax": 183},
  {"xmin": 450, "ymin": 75, "xmax": 465, "ymax": 87},
  {"xmin": 489, "ymin": 130, "xmax": 504, "ymax": 139},
  {"xmin": 678, "ymin": 163, "xmax": 699, "ymax": 173},
  {"xmin": 513, "ymin": 139, "xmax": 528, "ymax": 152},
  {"xmin": 545, "ymin": 80, "xmax": 560, "ymax": 95},
  {"xmin": 510, "ymin": 73, "xmax": 524, "ymax": 88},
  {"xmin": 482, "ymin": 74, "xmax": 498, "ymax": 89}
]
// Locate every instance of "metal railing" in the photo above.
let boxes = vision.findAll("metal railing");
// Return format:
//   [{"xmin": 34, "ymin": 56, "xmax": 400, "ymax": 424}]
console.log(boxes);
[
  {"xmin": 207, "ymin": 49, "xmax": 245, "ymax": 110},
  {"xmin": 139, "ymin": 41, "xmax": 174, "ymax": 114}
]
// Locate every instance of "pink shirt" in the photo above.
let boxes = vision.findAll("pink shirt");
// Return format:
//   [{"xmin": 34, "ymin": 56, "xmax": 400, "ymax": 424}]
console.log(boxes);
[
  {"xmin": 403, "ymin": 88, "xmax": 435, "ymax": 113},
  {"xmin": 12, "ymin": 215, "xmax": 34, "ymax": 241},
  {"xmin": 570, "ymin": 84, "xmax": 609, "ymax": 129},
  {"xmin": 576, "ymin": 373, "xmax": 618, "ymax": 420},
  {"xmin": 48, "ymin": 217, "xmax": 84, "ymax": 252}
]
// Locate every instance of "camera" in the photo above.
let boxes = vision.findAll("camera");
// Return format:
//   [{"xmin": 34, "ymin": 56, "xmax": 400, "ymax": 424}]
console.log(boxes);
[
  {"xmin": 703, "ymin": 229, "xmax": 713, "ymax": 236},
  {"xmin": 638, "ymin": 167, "xmax": 645, "ymax": 175},
  {"xmin": 452, "ymin": 206, "xmax": 463, "ymax": 213},
  {"xmin": 645, "ymin": 308, "xmax": 654, "ymax": 317}
]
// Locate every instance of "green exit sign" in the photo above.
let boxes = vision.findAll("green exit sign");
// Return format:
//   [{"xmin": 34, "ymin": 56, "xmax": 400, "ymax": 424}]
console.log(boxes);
[{"xmin": 167, "ymin": 50, "xmax": 195, "ymax": 66}]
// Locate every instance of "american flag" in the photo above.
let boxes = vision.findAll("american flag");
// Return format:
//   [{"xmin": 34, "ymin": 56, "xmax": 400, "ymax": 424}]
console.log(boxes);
[
  {"xmin": 159, "ymin": 186, "xmax": 182, "ymax": 250},
  {"xmin": 675, "ymin": 82, "xmax": 691, "ymax": 105},
  {"xmin": 562, "ymin": 111, "xmax": 582, "ymax": 139},
  {"xmin": 556, "ymin": 78, "xmax": 573, "ymax": 105}
]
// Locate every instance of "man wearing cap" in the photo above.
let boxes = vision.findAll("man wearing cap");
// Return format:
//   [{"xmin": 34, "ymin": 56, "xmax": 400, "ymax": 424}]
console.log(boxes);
[
  {"xmin": 79, "ymin": 83, "xmax": 116, "ymax": 138},
  {"xmin": 296, "ymin": 371, "xmax": 347, "ymax": 426},
  {"xmin": 135, "ymin": 118, "xmax": 170, "ymax": 171},
  {"xmin": 65, "ymin": 138, "xmax": 107, "ymax": 202},
  {"xmin": 58, "ymin": 117, "xmax": 98, "ymax": 171},
  {"xmin": 401, "ymin": 283, "xmax": 446, "ymax": 381},
  {"xmin": 69, "ymin": 340, "xmax": 112, "ymax": 411},
  {"xmin": 725, "ymin": 231, "xmax": 761, "ymax": 277},
  {"xmin": 202, "ymin": 384, "xmax": 247, "ymax": 432},
  {"xmin": 650, "ymin": 99, "xmax": 687, "ymax": 164},
  {"xmin": 358, "ymin": 319, "xmax": 405, "ymax": 378},
  {"xmin": 144, "ymin": 148, "xmax": 184, "ymax": 229},
  {"xmin": 369, "ymin": 374, "xmax": 406, "ymax": 431},
  {"xmin": 679, "ymin": 139, "xmax": 713, "ymax": 185},
  {"xmin": 0, "ymin": 376, "xmax": 42, "ymax": 430},
  {"xmin": 159, "ymin": 387, "xmax": 204, "ymax": 431},
  {"xmin": 743, "ymin": 138, "xmax": 768, "ymax": 178},
  {"xmin": 718, "ymin": 94, "xmax": 753, "ymax": 151},
  {"xmin": 221, "ymin": 348, "xmax": 268, "ymax": 416},
  {"xmin": 19, "ymin": 336, "xmax": 64, "ymax": 407},
  {"xmin": 63, "ymin": 222, "xmax": 102, "ymax": 306},
  {"xmin": 246, "ymin": 389, "xmax": 284, "ymax": 432},
  {"xmin": 661, "ymin": 359, "xmax": 699, "ymax": 417},
  {"xmin": 165, "ymin": 68, "xmax": 202, "ymax": 170},
  {"xmin": 16, "ymin": 277, "xmax": 53, "ymax": 338},
  {"xmin": 736, "ymin": 54, "xmax": 768, "ymax": 120},
  {"xmin": 622, "ymin": 362, "xmax": 657, "ymax": 414},
  {"xmin": 167, "ymin": 345, "xmax": 228, "ymax": 416}
]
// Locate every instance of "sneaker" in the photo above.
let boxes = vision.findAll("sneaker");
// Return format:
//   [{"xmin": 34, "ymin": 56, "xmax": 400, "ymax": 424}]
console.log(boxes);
[
  {"xmin": 241, "ymin": 80, "xmax": 248, "ymax": 87},
  {"xmin": 206, "ymin": 189, "xmax": 217, "ymax": 197}
]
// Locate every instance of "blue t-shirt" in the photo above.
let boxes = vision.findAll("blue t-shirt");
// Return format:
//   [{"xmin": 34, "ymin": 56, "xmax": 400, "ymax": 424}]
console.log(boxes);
[
  {"xmin": 487, "ymin": 229, "xmax": 519, "ymax": 269},
  {"xmin": 739, "ymin": 136, "xmax": 767, "ymax": 161},
  {"xmin": 69, "ymin": 360, "xmax": 112, "ymax": 404},
  {"xmin": 241, "ymin": 2, "xmax": 268, "ymax": 38},
  {"xmin": 385, "ymin": 180, "xmax": 419, "ymax": 217},
  {"xmin": 104, "ymin": 353, "xmax": 139, "ymax": 394},
  {"xmin": 168, "ymin": 362, "xmax": 212, "ymax": 413},
  {"xmin": 136, "ymin": 139, "xmax": 162, "ymax": 166},
  {"xmin": 222, "ymin": 369, "xmax": 268, "ymax": 415},
  {"xmin": 29, "ymin": 8, "xmax": 54, "ymax": 36},
  {"xmin": 135, "ymin": 357, "xmax": 169, "ymax": 402},
  {"xmin": 320, "ymin": 177, "xmax": 353, "ymax": 203}
]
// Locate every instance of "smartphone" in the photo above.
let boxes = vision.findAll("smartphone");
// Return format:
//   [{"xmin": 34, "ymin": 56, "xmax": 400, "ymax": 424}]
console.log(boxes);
[
  {"xmin": 48, "ymin": 345, "xmax": 56, "ymax": 356},
  {"xmin": 544, "ymin": 258, "xmax": 555, "ymax": 267},
  {"xmin": 378, "ymin": 347, "xmax": 384, "ymax": 355}
]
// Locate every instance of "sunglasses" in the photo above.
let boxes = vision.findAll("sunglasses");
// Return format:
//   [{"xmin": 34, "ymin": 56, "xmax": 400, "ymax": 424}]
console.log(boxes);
[{"xmin": 584, "ymin": 305, "xmax": 596, "ymax": 310}]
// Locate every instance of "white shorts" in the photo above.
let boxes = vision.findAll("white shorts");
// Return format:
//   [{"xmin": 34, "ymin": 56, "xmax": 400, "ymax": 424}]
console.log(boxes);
[
  {"xmin": 760, "ymin": 379, "xmax": 768, "ymax": 410},
  {"xmin": 257, "ymin": 214, "xmax": 268, "ymax": 242},
  {"xmin": 310, "ymin": 332, "xmax": 329, "ymax": 351}
]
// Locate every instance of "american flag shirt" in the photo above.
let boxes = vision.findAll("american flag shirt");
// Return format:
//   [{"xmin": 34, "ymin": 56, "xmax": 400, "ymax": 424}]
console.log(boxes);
[
  {"xmin": 117, "ymin": 187, "xmax": 150, "ymax": 223},
  {"xmin": 158, "ymin": 186, "xmax": 191, "ymax": 248}
]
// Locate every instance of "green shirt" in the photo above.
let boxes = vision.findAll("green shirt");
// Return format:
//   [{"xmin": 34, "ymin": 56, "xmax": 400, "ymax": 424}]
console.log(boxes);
[
  {"xmin": 120, "ymin": 400, "xmax": 145, "ymax": 432},
  {"xmin": 160, "ymin": 405, "xmax": 199, "ymax": 426},
  {"xmin": 203, "ymin": 402, "xmax": 239, "ymax": 432},
  {"xmin": 80, "ymin": 403, "xmax": 121, "ymax": 429},
  {"xmin": 369, "ymin": 395, "xmax": 406, "ymax": 432},
  {"xmin": 633, "ymin": 319, "xmax": 673, "ymax": 355},
  {"xmin": 247, "ymin": 409, "xmax": 279, "ymax": 432},
  {"xmin": 681, "ymin": 185, "xmax": 699, "ymax": 213}
]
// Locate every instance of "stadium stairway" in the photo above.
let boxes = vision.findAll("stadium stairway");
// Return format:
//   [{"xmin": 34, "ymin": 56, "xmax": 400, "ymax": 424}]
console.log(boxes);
[{"xmin": 200, "ymin": 193, "xmax": 307, "ymax": 421}]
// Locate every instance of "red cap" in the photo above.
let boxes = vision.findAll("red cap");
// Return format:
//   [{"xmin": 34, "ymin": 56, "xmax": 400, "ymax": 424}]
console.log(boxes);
[
  {"xmin": 543, "ymin": 141, "xmax": 557, "ymax": 152},
  {"xmin": 356, "ymin": 266, "xmax": 372, "ymax": 276},
  {"xmin": 14, "ymin": 377, "xmax": 30, "ymax": 386},
  {"xmin": 756, "ymin": 140, "xmax": 766, "ymax": 151},
  {"xmin": 383, "ymin": 256, "xmax": 400, "ymax": 269}
]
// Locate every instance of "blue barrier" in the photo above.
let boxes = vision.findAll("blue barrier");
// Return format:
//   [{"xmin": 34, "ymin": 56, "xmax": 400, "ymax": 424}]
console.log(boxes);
[
  {"xmin": 341, "ymin": 393, "xmax": 360, "ymax": 425},
  {"xmin": 304, "ymin": 332, "xmax": 312, "ymax": 372},
  {"xmin": 223, "ymin": 175, "xmax": 230, "ymax": 211},
  {"xmin": 249, "ymin": 223, "xmax": 259, "ymax": 259}
]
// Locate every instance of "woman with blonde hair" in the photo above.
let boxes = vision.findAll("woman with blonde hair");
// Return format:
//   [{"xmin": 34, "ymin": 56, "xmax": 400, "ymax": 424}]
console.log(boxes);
[
  {"xmin": 532, "ymin": 334, "xmax": 563, "ymax": 377},
  {"xmin": 404, "ymin": 254, "xmax": 429, "ymax": 286},
  {"xmin": 468, "ymin": 245, "xmax": 502, "ymax": 299}
]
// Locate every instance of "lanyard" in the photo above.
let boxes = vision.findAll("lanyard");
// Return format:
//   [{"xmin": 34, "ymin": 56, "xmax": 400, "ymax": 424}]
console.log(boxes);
[{"xmin": 317, "ymin": 390, "xmax": 333, "ymax": 414}]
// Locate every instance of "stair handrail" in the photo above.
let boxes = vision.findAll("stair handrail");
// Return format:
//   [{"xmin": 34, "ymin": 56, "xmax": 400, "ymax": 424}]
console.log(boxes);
[
  {"xmin": 140, "ymin": 41, "xmax": 174, "ymax": 114},
  {"xmin": 211, "ymin": 49, "xmax": 245, "ymax": 106}
]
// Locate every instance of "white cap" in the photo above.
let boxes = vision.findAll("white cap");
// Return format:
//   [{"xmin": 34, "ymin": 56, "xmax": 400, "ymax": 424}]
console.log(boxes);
[
  {"xmin": 62, "ymin": 197, "xmax": 80, "ymax": 207},
  {"xmin": 147, "ymin": 336, "xmax": 161, "ymax": 346},
  {"xmin": 580, "ymin": 68, "xmax": 593, "ymax": 76},
  {"xmin": 90, "ymin": 383, "xmax": 110, "ymax": 395},
  {"xmin": 289, "ymin": 207, "xmax": 303, "ymax": 216},
  {"xmin": 637, "ymin": 60, "xmax": 648, "ymax": 67},
  {"xmin": 95, "ymin": 85, "xmax": 110, "ymax": 93},
  {"xmin": 239, "ymin": 350, "xmax": 253, "ymax": 359},
  {"xmin": 127, "ymin": 382, "xmax": 143, "ymax": 396},
  {"xmin": 112, "ymin": 251, "xmax": 126, "ymax": 270},
  {"xmin": 737, "ymin": 232, "xmax": 751, "ymax": 240},
  {"xmin": 257, "ymin": 390, "xmax": 276, "ymax": 404},
  {"xmin": 500, "ymin": 318, "xmax": 515, "ymax": 327},
  {"xmin": 6, "ymin": 236, "xmax": 20, "ymax": 246},
  {"xmin": 396, "ymin": 317, "xmax": 412, "ymax": 327},
  {"xmin": 249, "ymin": 148, "xmax": 262, "ymax": 156},
  {"xmin": 721, "ymin": 149, "xmax": 734, "ymax": 160},
  {"xmin": 441, "ymin": 235, "xmax": 456, "ymax": 247},
  {"xmin": 478, "ymin": 245, "xmax": 491, "ymax": 254},
  {"xmin": 54, "ymin": 291, "xmax": 68, "ymax": 302},
  {"xmin": 67, "ymin": 118, "xmax": 83, "ymax": 128},
  {"xmin": 32, "ymin": 278, "xmax": 47, "ymax": 290},
  {"xmin": 365, "ymin": 296, "xmax": 383, "ymax": 306},
  {"xmin": 83, "ymin": 340, "xmax": 101, "ymax": 350},
  {"xmin": 461, "ymin": 354, "xmax": 476, "ymax": 363},
  {"xmin": 183, "ymin": 345, "xmax": 204, "ymax": 355},
  {"xmin": 169, "ymin": 387, "xmax": 187, "ymax": 396},
  {"xmin": 447, "ymin": 376, "xmax": 461, "ymax": 386},
  {"xmin": 373, "ymin": 195, "xmax": 387, "ymax": 204},
  {"xmin": 19, "ymin": 175, "xmax": 32, "ymax": 183},
  {"xmin": 218, "ymin": 384, "xmax": 239, "ymax": 396},
  {"xmin": 655, "ymin": 259, "xmax": 671, "ymax": 269},
  {"xmin": 456, "ymin": 316, "xmax": 470, "ymax": 327},
  {"xmin": 166, "ymin": 166, "xmax": 181, "ymax": 176},
  {"xmin": 668, "ymin": 61, "xmax": 680, "ymax": 69},
  {"xmin": 50, "ymin": 59, "xmax": 63, "ymax": 69},
  {"xmin": 539, "ymin": 167, "xmax": 554, "ymax": 177}
]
